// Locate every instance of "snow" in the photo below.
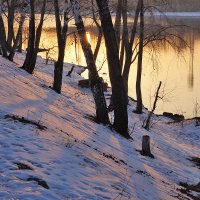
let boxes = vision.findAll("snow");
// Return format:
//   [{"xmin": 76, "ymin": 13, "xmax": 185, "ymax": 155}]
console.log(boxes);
[
  {"xmin": 0, "ymin": 54, "xmax": 199, "ymax": 199},
  {"xmin": 145, "ymin": 12, "xmax": 200, "ymax": 17}
]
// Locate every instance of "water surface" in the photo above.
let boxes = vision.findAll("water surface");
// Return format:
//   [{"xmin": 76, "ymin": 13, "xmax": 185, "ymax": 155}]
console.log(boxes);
[{"xmin": 22, "ymin": 15, "xmax": 200, "ymax": 118}]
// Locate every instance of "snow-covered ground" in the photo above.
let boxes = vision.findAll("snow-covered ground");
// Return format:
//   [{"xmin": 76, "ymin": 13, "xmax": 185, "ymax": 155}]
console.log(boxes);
[{"xmin": 0, "ymin": 54, "xmax": 199, "ymax": 200}]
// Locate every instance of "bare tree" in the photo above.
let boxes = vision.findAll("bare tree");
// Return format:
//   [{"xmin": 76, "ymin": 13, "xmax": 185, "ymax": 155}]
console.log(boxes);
[
  {"xmin": 113, "ymin": 0, "xmax": 187, "ymax": 115},
  {"xmin": 91, "ymin": 0, "xmax": 102, "ymax": 62},
  {"xmin": 28, "ymin": 0, "xmax": 47, "ymax": 71},
  {"xmin": 52, "ymin": 0, "xmax": 69, "ymax": 93},
  {"xmin": 114, "ymin": 0, "xmax": 122, "ymax": 48},
  {"xmin": 0, "ymin": 0, "xmax": 28, "ymax": 60},
  {"xmin": 122, "ymin": 0, "xmax": 141, "ymax": 94},
  {"xmin": 135, "ymin": 0, "xmax": 144, "ymax": 113},
  {"xmin": 6, "ymin": 0, "xmax": 15, "ymax": 51},
  {"xmin": 8, "ymin": 0, "xmax": 28, "ymax": 61},
  {"xmin": 96, "ymin": 0, "xmax": 130, "ymax": 138},
  {"xmin": 70, "ymin": 0, "xmax": 110, "ymax": 124},
  {"xmin": 0, "ymin": 0, "xmax": 7, "ymax": 57},
  {"xmin": 144, "ymin": 81, "xmax": 162, "ymax": 130},
  {"xmin": 22, "ymin": 0, "xmax": 47, "ymax": 74}
]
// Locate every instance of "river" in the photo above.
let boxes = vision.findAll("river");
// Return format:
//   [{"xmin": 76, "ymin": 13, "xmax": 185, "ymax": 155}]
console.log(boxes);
[{"xmin": 21, "ymin": 14, "xmax": 200, "ymax": 118}]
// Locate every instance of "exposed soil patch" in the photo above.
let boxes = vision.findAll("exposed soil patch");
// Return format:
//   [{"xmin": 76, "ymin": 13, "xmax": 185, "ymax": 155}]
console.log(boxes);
[
  {"xmin": 84, "ymin": 114, "xmax": 100, "ymax": 124},
  {"xmin": 136, "ymin": 170, "xmax": 153, "ymax": 178},
  {"xmin": 15, "ymin": 162, "xmax": 33, "ymax": 170},
  {"xmin": 26, "ymin": 177, "xmax": 49, "ymax": 189},
  {"xmin": 82, "ymin": 141, "xmax": 127, "ymax": 165},
  {"xmin": 4, "ymin": 114, "xmax": 47, "ymax": 130},
  {"xmin": 179, "ymin": 182, "xmax": 200, "ymax": 200},
  {"xmin": 102, "ymin": 152, "xmax": 127, "ymax": 165},
  {"xmin": 189, "ymin": 157, "xmax": 200, "ymax": 169},
  {"xmin": 163, "ymin": 112, "xmax": 184, "ymax": 122}
]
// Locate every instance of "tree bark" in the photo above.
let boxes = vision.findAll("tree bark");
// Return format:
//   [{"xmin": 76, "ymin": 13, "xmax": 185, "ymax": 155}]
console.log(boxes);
[
  {"xmin": 22, "ymin": 0, "xmax": 36, "ymax": 73},
  {"xmin": 71, "ymin": 0, "xmax": 110, "ymax": 124},
  {"xmin": 6, "ymin": 0, "xmax": 15, "ymax": 51},
  {"xmin": 144, "ymin": 81, "xmax": 162, "ymax": 130},
  {"xmin": 22, "ymin": 0, "xmax": 46, "ymax": 74},
  {"xmin": 93, "ymin": 23, "xmax": 102, "ymax": 63},
  {"xmin": 28, "ymin": 0, "xmax": 46, "ymax": 72},
  {"xmin": 122, "ymin": 0, "xmax": 141, "ymax": 96},
  {"xmin": 96, "ymin": 0, "xmax": 129, "ymax": 137},
  {"xmin": 0, "ymin": 4, "xmax": 7, "ymax": 58},
  {"xmin": 8, "ymin": 1, "xmax": 26, "ymax": 61},
  {"xmin": 120, "ymin": 0, "xmax": 128, "ymax": 72},
  {"xmin": 52, "ymin": 0, "xmax": 68, "ymax": 93},
  {"xmin": 141, "ymin": 135, "xmax": 154, "ymax": 158},
  {"xmin": 17, "ymin": 31, "xmax": 23, "ymax": 53},
  {"xmin": 135, "ymin": 0, "xmax": 144, "ymax": 114},
  {"xmin": 91, "ymin": 0, "xmax": 102, "ymax": 62},
  {"xmin": 114, "ymin": 0, "xmax": 122, "ymax": 48}
]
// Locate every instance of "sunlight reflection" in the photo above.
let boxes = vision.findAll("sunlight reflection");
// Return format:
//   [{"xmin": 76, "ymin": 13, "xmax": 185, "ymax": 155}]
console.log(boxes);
[
  {"xmin": 86, "ymin": 32, "xmax": 91, "ymax": 44},
  {"xmin": 9, "ymin": 15, "xmax": 200, "ymax": 118}
]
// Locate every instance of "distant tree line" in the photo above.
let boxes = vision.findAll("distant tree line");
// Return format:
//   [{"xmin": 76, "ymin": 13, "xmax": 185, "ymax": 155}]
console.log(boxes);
[{"xmin": 165, "ymin": 0, "xmax": 200, "ymax": 12}]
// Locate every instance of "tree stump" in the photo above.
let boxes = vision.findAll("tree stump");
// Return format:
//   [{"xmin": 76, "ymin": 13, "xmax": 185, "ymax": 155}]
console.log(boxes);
[{"xmin": 141, "ymin": 135, "xmax": 154, "ymax": 158}]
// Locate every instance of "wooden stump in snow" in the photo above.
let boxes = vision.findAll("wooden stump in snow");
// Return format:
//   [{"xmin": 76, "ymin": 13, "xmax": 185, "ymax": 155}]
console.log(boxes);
[{"xmin": 141, "ymin": 135, "xmax": 154, "ymax": 158}]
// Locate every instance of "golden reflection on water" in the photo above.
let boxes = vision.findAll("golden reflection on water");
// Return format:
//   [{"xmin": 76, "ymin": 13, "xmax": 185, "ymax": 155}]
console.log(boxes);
[
  {"xmin": 20, "ymin": 16, "xmax": 200, "ymax": 118},
  {"xmin": 86, "ymin": 32, "xmax": 91, "ymax": 44}
]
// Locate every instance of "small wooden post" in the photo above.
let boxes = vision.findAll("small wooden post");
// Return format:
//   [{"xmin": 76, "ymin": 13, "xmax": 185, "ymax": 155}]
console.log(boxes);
[{"xmin": 141, "ymin": 135, "xmax": 154, "ymax": 158}]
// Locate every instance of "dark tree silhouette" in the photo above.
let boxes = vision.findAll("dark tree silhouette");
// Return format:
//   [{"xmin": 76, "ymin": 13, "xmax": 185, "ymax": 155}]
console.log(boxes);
[
  {"xmin": 52, "ymin": 0, "xmax": 69, "ymax": 93},
  {"xmin": 0, "ymin": 2, "xmax": 7, "ymax": 58},
  {"xmin": 135, "ymin": 0, "xmax": 144, "ymax": 113},
  {"xmin": 96, "ymin": 0, "xmax": 130, "ymax": 138},
  {"xmin": 6, "ymin": 0, "xmax": 15, "ymax": 51},
  {"xmin": 22, "ymin": 0, "xmax": 46, "ymax": 74},
  {"xmin": 8, "ymin": 1, "xmax": 27, "ymax": 61},
  {"xmin": 122, "ymin": 0, "xmax": 141, "ymax": 96},
  {"xmin": 70, "ymin": 0, "xmax": 110, "ymax": 124}
]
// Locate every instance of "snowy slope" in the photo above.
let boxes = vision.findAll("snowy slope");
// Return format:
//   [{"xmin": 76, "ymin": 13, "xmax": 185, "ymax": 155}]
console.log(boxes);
[{"xmin": 0, "ymin": 54, "xmax": 199, "ymax": 200}]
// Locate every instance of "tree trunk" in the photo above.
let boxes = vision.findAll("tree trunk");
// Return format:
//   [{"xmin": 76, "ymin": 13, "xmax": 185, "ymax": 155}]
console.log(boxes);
[
  {"xmin": 53, "ymin": 57, "xmax": 64, "ymax": 94},
  {"xmin": 8, "ymin": 3, "xmax": 26, "ymax": 61},
  {"xmin": 53, "ymin": 0, "xmax": 68, "ymax": 93},
  {"xmin": 71, "ymin": 0, "xmax": 109, "ymax": 124},
  {"xmin": 22, "ymin": 0, "xmax": 35, "ymax": 73},
  {"xmin": 96, "ymin": 0, "xmax": 129, "ymax": 137},
  {"xmin": 114, "ymin": 0, "xmax": 122, "ymax": 48},
  {"xmin": 135, "ymin": 0, "xmax": 144, "ymax": 114},
  {"xmin": 120, "ymin": 0, "xmax": 128, "ymax": 72},
  {"xmin": 28, "ymin": 0, "xmax": 46, "ymax": 72},
  {"xmin": 93, "ymin": 24, "xmax": 102, "ymax": 63},
  {"xmin": 0, "ymin": 10, "xmax": 7, "ymax": 58},
  {"xmin": 6, "ymin": 0, "xmax": 15, "ymax": 51},
  {"xmin": 17, "ymin": 31, "xmax": 23, "ymax": 53},
  {"xmin": 144, "ymin": 81, "xmax": 162, "ymax": 130},
  {"xmin": 141, "ymin": 135, "xmax": 154, "ymax": 158},
  {"xmin": 91, "ymin": 0, "xmax": 102, "ymax": 62},
  {"xmin": 122, "ymin": 0, "xmax": 141, "ymax": 96}
]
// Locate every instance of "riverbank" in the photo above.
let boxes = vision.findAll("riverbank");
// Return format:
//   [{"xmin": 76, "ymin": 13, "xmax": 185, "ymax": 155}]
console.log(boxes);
[{"xmin": 0, "ymin": 54, "xmax": 199, "ymax": 199}]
